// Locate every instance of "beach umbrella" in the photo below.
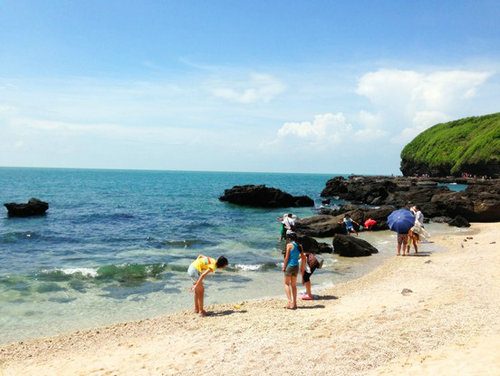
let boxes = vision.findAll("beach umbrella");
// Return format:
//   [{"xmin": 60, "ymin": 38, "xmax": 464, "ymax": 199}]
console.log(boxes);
[
  {"xmin": 387, "ymin": 209, "xmax": 415, "ymax": 234},
  {"xmin": 364, "ymin": 218, "xmax": 377, "ymax": 228}
]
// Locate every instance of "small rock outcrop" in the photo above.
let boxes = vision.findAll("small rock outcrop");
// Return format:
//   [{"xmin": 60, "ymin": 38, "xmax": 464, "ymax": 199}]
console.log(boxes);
[
  {"xmin": 332, "ymin": 234, "xmax": 379, "ymax": 257},
  {"xmin": 4, "ymin": 198, "xmax": 49, "ymax": 217},
  {"xmin": 219, "ymin": 185, "xmax": 314, "ymax": 208}
]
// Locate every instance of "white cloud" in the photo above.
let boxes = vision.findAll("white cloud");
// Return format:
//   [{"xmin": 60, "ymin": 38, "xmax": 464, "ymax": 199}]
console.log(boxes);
[
  {"xmin": 277, "ymin": 113, "xmax": 351, "ymax": 144},
  {"xmin": 356, "ymin": 68, "xmax": 492, "ymax": 143},
  {"xmin": 211, "ymin": 73, "xmax": 286, "ymax": 104}
]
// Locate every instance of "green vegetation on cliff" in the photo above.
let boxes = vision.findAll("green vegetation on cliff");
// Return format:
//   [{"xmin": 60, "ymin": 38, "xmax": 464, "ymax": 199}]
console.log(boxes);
[{"xmin": 401, "ymin": 113, "xmax": 500, "ymax": 175}]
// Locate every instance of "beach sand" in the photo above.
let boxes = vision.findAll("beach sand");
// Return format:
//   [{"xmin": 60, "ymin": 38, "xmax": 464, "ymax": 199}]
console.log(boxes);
[{"xmin": 1, "ymin": 223, "xmax": 499, "ymax": 376}]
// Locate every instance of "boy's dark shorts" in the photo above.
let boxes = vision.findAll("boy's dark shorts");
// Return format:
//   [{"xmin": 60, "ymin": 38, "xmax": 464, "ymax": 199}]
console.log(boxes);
[{"xmin": 303, "ymin": 266, "xmax": 317, "ymax": 283}]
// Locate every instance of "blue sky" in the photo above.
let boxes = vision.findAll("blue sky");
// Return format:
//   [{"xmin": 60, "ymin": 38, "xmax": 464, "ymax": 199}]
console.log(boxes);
[{"xmin": 1, "ymin": 0, "xmax": 499, "ymax": 174}]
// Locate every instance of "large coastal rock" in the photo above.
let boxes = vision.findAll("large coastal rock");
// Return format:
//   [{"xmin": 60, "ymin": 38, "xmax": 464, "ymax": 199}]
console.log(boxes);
[
  {"xmin": 332, "ymin": 234, "xmax": 378, "ymax": 257},
  {"xmin": 320, "ymin": 176, "xmax": 500, "ymax": 223},
  {"xmin": 4, "ymin": 198, "xmax": 49, "ymax": 217},
  {"xmin": 219, "ymin": 185, "xmax": 314, "ymax": 208},
  {"xmin": 294, "ymin": 215, "xmax": 345, "ymax": 237},
  {"xmin": 400, "ymin": 113, "xmax": 500, "ymax": 178},
  {"xmin": 297, "ymin": 235, "xmax": 333, "ymax": 254}
]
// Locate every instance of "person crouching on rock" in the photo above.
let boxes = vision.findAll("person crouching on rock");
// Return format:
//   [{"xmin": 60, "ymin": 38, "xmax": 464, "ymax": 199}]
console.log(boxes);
[
  {"xmin": 283, "ymin": 233, "xmax": 305, "ymax": 309},
  {"xmin": 340, "ymin": 214, "xmax": 359, "ymax": 236},
  {"xmin": 188, "ymin": 255, "xmax": 228, "ymax": 316}
]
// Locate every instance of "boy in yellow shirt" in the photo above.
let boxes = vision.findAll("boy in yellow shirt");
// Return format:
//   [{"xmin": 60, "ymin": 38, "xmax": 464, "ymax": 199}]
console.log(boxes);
[{"xmin": 188, "ymin": 255, "xmax": 228, "ymax": 316}]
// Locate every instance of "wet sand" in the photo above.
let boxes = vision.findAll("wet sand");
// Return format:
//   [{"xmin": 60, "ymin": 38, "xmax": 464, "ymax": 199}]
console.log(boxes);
[{"xmin": 1, "ymin": 223, "xmax": 499, "ymax": 376}]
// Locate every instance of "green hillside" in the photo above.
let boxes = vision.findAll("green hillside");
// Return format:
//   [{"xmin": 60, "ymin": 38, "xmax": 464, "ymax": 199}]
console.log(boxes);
[{"xmin": 400, "ymin": 113, "xmax": 500, "ymax": 177}]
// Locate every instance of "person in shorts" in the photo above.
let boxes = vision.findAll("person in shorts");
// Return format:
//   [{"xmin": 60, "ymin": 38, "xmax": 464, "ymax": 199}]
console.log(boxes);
[
  {"xmin": 282, "ymin": 233, "xmax": 305, "ymax": 309},
  {"xmin": 397, "ymin": 232, "xmax": 408, "ymax": 256},
  {"xmin": 187, "ymin": 254, "xmax": 228, "ymax": 316},
  {"xmin": 302, "ymin": 252, "xmax": 321, "ymax": 300}
]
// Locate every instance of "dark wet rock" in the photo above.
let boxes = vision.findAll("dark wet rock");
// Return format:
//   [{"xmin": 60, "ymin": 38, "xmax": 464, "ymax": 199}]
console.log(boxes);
[
  {"xmin": 431, "ymin": 216, "xmax": 453, "ymax": 223},
  {"xmin": 320, "ymin": 176, "xmax": 500, "ymax": 223},
  {"xmin": 294, "ymin": 215, "xmax": 345, "ymax": 237},
  {"xmin": 4, "ymin": 198, "xmax": 49, "ymax": 217},
  {"xmin": 297, "ymin": 234, "xmax": 333, "ymax": 254},
  {"xmin": 332, "ymin": 234, "xmax": 378, "ymax": 257},
  {"xmin": 449, "ymin": 215, "xmax": 470, "ymax": 228},
  {"xmin": 219, "ymin": 185, "xmax": 314, "ymax": 208}
]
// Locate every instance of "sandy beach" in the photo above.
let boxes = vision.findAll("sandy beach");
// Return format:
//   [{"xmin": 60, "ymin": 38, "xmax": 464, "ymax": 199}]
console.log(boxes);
[{"xmin": 1, "ymin": 223, "xmax": 499, "ymax": 376}]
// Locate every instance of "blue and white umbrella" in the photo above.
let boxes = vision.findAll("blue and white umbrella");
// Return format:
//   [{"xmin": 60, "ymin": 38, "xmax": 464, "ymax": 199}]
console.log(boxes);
[{"xmin": 387, "ymin": 209, "xmax": 415, "ymax": 234}]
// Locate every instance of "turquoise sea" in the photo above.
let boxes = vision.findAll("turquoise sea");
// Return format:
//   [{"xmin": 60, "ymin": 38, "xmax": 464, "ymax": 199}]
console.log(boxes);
[{"xmin": 0, "ymin": 168, "xmax": 464, "ymax": 344}]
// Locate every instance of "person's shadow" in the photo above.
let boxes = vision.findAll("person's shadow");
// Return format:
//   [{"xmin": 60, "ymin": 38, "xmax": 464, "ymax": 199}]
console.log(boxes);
[
  {"xmin": 205, "ymin": 309, "xmax": 248, "ymax": 317},
  {"xmin": 314, "ymin": 295, "xmax": 339, "ymax": 300}
]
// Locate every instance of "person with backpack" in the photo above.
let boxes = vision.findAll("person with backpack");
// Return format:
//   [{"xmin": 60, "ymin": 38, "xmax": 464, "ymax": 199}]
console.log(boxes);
[{"xmin": 301, "ymin": 251, "xmax": 323, "ymax": 300}]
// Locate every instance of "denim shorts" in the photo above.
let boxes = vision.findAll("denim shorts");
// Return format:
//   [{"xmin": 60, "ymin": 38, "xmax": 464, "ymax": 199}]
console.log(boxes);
[{"xmin": 187, "ymin": 265, "xmax": 201, "ymax": 284}]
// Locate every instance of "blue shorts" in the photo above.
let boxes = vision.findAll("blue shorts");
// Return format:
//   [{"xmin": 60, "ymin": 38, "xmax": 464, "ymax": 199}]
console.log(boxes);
[
  {"xmin": 346, "ymin": 226, "xmax": 354, "ymax": 233},
  {"xmin": 187, "ymin": 265, "xmax": 201, "ymax": 284}
]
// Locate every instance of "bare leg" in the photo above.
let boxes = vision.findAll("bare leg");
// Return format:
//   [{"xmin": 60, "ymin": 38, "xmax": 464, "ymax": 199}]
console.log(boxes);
[
  {"xmin": 195, "ymin": 283, "xmax": 205, "ymax": 316},
  {"xmin": 397, "ymin": 243, "xmax": 402, "ymax": 256},
  {"xmin": 193, "ymin": 286, "xmax": 199, "ymax": 313},
  {"xmin": 305, "ymin": 281, "xmax": 312, "ymax": 297},
  {"xmin": 291, "ymin": 276, "xmax": 298, "ymax": 308},
  {"xmin": 284, "ymin": 275, "xmax": 292, "ymax": 307}
]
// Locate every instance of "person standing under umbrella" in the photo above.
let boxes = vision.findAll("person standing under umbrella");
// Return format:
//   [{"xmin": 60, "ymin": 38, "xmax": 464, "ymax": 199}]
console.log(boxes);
[{"xmin": 387, "ymin": 209, "xmax": 415, "ymax": 256}]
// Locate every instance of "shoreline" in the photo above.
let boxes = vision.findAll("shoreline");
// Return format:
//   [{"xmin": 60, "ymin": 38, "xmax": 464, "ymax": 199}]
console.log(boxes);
[{"xmin": 1, "ymin": 223, "xmax": 499, "ymax": 375}]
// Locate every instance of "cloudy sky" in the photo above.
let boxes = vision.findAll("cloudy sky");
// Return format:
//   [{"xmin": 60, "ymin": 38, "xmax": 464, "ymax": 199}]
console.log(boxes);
[{"xmin": 0, "ymin": 0, "xmax": 499, "ymax": 174}]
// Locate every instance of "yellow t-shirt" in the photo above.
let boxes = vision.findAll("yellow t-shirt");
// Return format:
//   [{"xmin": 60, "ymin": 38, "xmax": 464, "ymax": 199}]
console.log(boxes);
[{"xmin": 191, "ymin": 255, "xmax": 217, "ymax": 273}]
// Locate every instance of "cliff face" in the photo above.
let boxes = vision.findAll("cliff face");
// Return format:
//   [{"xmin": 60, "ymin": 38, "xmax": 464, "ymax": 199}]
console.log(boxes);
[{"xmin": 400, "ymin": 113, "xmax": 500, "ymax": 177}]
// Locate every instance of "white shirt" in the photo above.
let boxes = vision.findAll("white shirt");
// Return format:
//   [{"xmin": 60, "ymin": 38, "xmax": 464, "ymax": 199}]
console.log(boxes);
[
  {"xmin": 284, "ymin": 216, "xmax": 295, "ymax": 234},
  {"xmin": 414, "ymin": 210, "xmax": 424, "ymax": 225}
]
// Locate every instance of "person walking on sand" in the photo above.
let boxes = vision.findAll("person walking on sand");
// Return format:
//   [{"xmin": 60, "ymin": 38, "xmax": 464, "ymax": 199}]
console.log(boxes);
[
  {"xmin": 188, "ymin": 255, "xmax": 228, "ymax": 316},
  {"xmin": 283, "ymin": 233, "xmax": 305, "ymax": 309},
  {"xmin": 340, "ymin": 214, "xmax": 359, "ymax": 236}
]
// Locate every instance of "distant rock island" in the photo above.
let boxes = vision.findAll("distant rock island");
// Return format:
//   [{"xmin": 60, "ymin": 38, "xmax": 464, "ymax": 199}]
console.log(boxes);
[
  {"xmin": 4, "ymin": 198, "xmax": 49, "ymax": 217},
  {"xmin": 219, "ymin": 185, "xmax": 314, "ymax": 208},
  {"xmin": 400, "ymin": 113, "xmax": 500, "ymax": 177}
]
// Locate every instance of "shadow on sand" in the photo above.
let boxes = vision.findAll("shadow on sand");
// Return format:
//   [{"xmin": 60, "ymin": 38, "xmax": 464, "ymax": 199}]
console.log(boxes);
[{"xmin": 205, "ymin": 309, "xmax": 248, "ymax": 317}]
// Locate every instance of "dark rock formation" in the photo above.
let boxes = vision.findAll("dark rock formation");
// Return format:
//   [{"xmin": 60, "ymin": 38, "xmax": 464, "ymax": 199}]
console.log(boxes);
[
  {"xmin": 219, "ymin": 185, "xmax": 314, "ymax": 208},
  {"xmin": 448, "ymin": 215, "xmax": 470, "ymax": 228},
  {"xmin": 294, "ymin": 215, "xmax": 345, "ymax": 237},
  {"xmin": 320, "ymin": 176, "xmax": 500, "ymax": 224},
  {"xmin": 4, "ymin": 198, "xmax": 49, "ymax": 217},
  {"xmin": 297, "ymin": 235, "xmax": 333, "ymax": 254},
  {"xmin": 332, "ymin": 234, "xmax": 378, "ymax": 257}
]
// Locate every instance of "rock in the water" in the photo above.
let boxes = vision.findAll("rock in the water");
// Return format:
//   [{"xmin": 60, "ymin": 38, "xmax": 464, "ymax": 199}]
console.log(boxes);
[
  {"xmin": 4, "ymin": 198, "xmax": 49, "ymax": 217},
  {"xmin": 219, "ymin": 185, "xmax": 314, "ymax": 208},
  {"xmin": 296, "ymin": 234, "xmax": 333, "ymax": 254},
  {"xmin": 332, "ymin": 234, "xmax": 378, "ymax": 257},
  {"xmin": 294, "ymin": 215, "xmax": 345, "ymax": 237}
]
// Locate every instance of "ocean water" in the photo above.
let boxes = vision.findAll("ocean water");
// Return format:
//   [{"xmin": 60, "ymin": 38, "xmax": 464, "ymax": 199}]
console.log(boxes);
[{"xmin": 0, "ymin": 168, "xmax": 465, "ymax": 344}]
